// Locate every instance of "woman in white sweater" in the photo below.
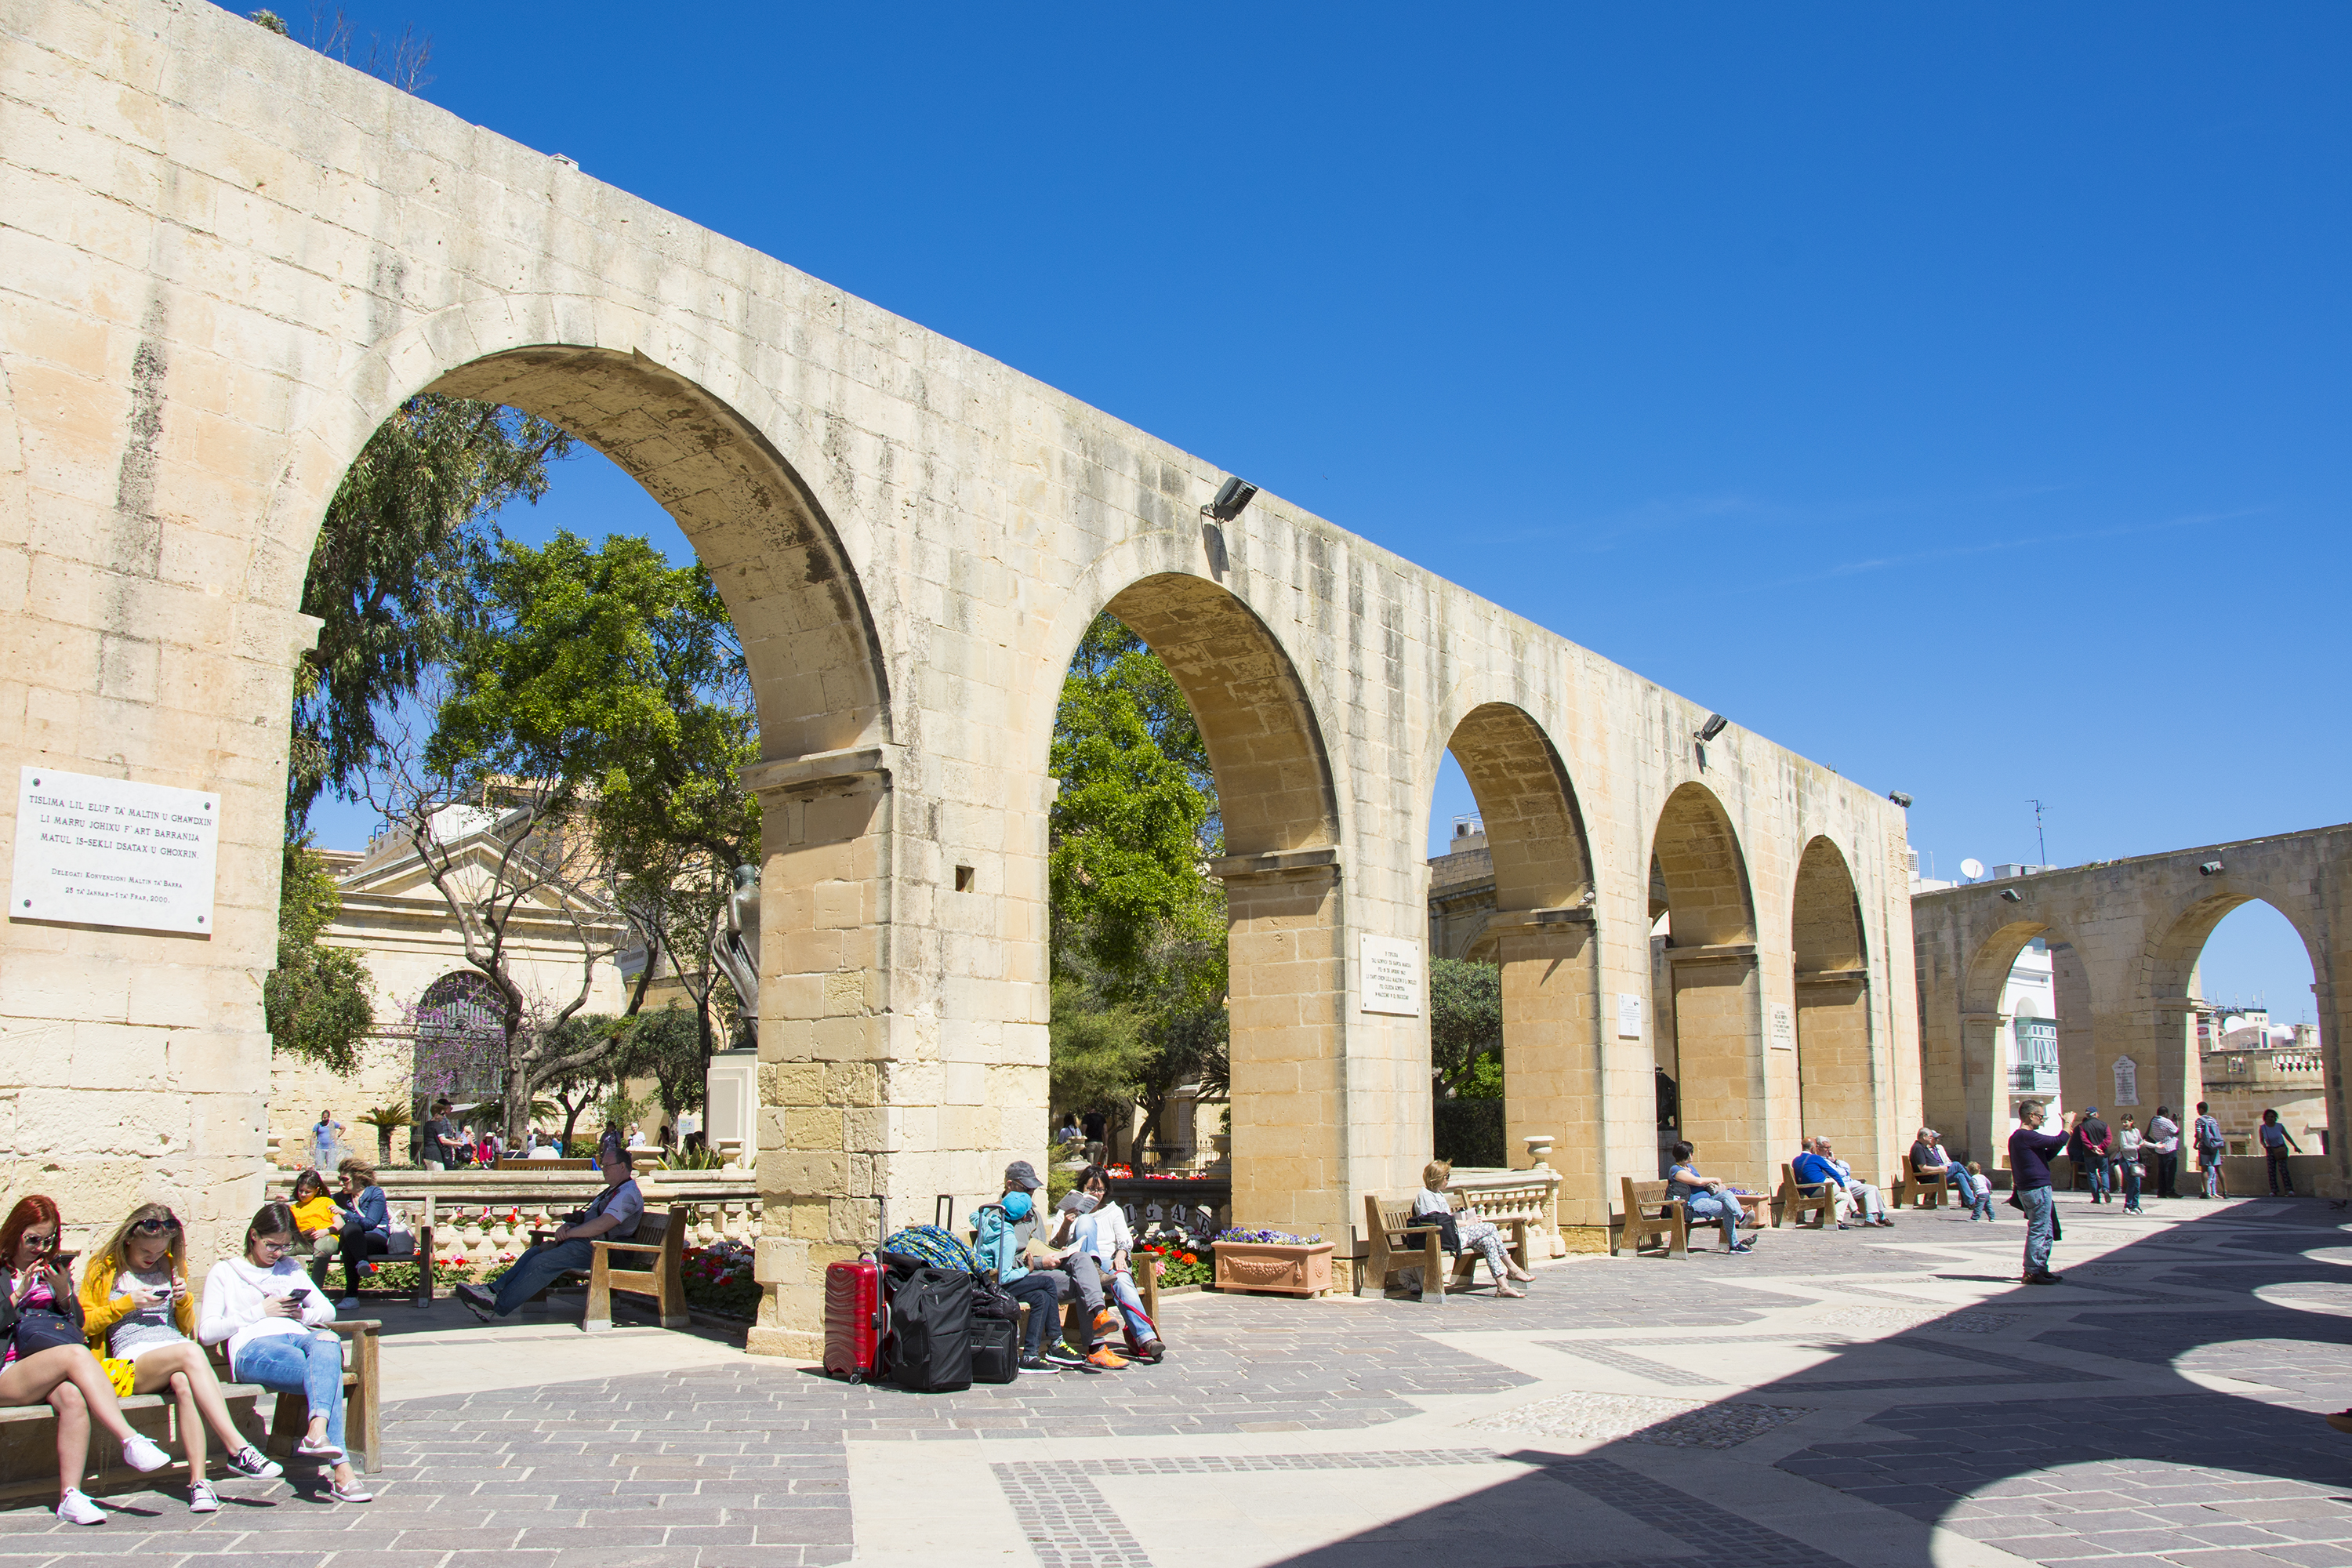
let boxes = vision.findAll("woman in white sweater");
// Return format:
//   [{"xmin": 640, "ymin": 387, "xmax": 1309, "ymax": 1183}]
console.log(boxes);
[{"xmin": 198, "ymin": 1202, "xmax": 370, "ymax": 1503}]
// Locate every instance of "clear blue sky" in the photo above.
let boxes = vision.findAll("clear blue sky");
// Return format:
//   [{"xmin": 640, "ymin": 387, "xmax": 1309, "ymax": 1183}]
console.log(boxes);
[{"xmin": 277, "ymin": 3, "xmax": 2347, "ymax": 1020}]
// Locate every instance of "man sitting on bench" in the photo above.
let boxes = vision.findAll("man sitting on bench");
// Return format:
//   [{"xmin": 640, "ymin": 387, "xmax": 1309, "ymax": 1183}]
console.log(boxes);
[
  {"xmin": 455, "ymin": 1149, "xmax": 643, "ymax": 1321},
  {"xmin": 1793, "ymin": 1136, "xmax": 1892, "ymax": 1229}
]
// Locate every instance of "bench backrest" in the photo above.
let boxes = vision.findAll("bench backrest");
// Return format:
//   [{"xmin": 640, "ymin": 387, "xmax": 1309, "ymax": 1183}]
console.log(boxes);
[{"xmin": 1621, "ymin": 1177, "xmax": 1675, "ymax": 1219}]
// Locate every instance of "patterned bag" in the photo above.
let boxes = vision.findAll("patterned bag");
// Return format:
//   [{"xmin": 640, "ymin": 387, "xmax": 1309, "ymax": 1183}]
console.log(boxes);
[{"xmin": 878, "ymin": 1225, "xmax": 974, "ymax": 1275}]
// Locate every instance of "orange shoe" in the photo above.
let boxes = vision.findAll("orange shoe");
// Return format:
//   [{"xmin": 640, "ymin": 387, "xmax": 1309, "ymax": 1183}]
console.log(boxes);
[
  {"xmin": 1085, "ymin": 1345, "xmax": 1129, "ymax": 1370},
  {"xmin": 1091, "ymin": 1306, "xmax": 1120, "ymax": 1338}
]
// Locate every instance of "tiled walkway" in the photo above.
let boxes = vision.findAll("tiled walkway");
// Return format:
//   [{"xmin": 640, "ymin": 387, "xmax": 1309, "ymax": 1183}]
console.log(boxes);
[{"xmin": 1, "ymin": 1194, "xmax": 2346, "ymax": 1567}]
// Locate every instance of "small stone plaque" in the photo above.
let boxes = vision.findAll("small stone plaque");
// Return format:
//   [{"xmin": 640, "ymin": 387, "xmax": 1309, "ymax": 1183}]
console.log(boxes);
[
  {"xmin": 1769, "ymin": 1002, "xmax": 1795, "ymax": 1051},
  {"xmin": 10, "ymin": 766, "xmax": 220, "ymax": 935},
  {"xmin": 1359, "ymin": 933, "xmax": 1422, "ymax": 1015},
  {"xmin": 1617, "ymin": 992, "xmax": 1645, "ymax": 1039}
]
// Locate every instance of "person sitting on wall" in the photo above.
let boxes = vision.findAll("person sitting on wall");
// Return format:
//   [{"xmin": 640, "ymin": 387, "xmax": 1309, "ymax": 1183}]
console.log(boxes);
[
  {"xmin": 325, "ymin": 1159, "xmax": 393, "ymax": 1307},
  {"xmin": 454, "ymin": 1149, "xmax": 643, "ymax": 1322}
]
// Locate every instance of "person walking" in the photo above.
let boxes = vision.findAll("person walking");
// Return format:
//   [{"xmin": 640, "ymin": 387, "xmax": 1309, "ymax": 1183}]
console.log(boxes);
[
  {"xmin": 2258, "ymin": 1109, "xmax": 2302, "ymax": 1196},
  {"xmin": 310, "ymin": 1110, "xmax": 343, "ymax": 1171},
  {"xmin": 2076, "ymin": 1107, "xmax": 2111, "ymax": 1204},
  {"xmin": 2193, "ymin": 1102, "xmax": 2227, "ymax": 1198},
  {"xmin": 2146, "ymin": 1107, "xmax": 2181, "ymax": 1200},
  {"xmin": 2009, "ymin": 1100, "xmax": 2075, "ymax": 1285}
]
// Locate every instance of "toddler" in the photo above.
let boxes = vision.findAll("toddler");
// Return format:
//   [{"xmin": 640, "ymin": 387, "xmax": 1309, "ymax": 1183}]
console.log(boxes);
[{"xmin": 1965, "ymin": 1162, "xmax": 1995, "ymax": 1221}]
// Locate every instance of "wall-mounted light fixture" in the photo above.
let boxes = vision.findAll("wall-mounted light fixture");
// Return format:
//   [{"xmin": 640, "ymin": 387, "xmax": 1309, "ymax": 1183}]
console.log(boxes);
[
  {"xmin": 1888, "ymin": 791, "xmax": 1913, "ymax": 808},
  {"xmin": 1696, "ymin": 713, "xmax": 1729, "ymax": 742},
  {"xmin": 2000, "ymin": 888, "xmax": 2024, "ymax": 903},
  {"xmin": 1204, "ymin": 477, "xmax": 1258, "ymax": 521},
  {"xmin": 2199, "ymin": 860, "xmax": 2223, "ymax": 877}
]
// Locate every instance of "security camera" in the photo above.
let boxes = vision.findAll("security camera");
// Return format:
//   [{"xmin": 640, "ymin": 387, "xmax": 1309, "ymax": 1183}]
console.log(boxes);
[{"xmin": 1887, "ymin": 791, "xmax": 1913, "ymax": 808}]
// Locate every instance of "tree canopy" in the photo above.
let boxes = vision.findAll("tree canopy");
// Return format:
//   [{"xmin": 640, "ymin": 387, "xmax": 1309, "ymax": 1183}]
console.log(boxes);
[
  {"xmin": 1430, "ymin": 956, "xmax": 1504, "ymax": 1099},
  {"xmin": 263, "ymin": 840, "xmax": 375, "ymax": 1075}
]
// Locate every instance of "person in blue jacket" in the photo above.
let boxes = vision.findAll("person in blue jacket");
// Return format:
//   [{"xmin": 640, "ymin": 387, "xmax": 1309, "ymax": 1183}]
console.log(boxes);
[{"xmin": 972, "ymin": 1162, "xmax": 1088, "ymax": 1374}]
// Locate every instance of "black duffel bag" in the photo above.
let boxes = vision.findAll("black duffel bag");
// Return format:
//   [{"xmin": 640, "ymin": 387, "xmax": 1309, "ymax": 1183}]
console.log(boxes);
[{"xmin": 886, "ymin": 1265, "xmax": 974, "ymax": 1392}]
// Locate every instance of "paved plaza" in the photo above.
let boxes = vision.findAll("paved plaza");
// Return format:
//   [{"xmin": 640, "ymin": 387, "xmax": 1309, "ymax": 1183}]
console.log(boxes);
[{"xmin": 2, "ymin": 1196, "xmax": 2347, "ymax": 1568}]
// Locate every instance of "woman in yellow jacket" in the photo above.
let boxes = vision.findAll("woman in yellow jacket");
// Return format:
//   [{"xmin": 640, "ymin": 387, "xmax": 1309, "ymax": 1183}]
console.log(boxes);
[{"xmin": 81, "ymin": 1204, "xmax": 281, "ymax": 1512}]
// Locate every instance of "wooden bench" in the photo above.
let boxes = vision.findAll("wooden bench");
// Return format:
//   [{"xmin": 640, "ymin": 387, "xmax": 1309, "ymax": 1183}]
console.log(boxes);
[
  {"xmin": 1777, "ymin": 1163, "xmax": 1838, "ymax": 1228},
  {"xmin": 1893, "ymin": 1166, "xmax": 1951, "ymax": 1209},
  {"xmin": 528, "ymin": 1207, "xmax": 688, "ymax": 1330},
  {"xmin": 1363, "ymin": 1192, "xmax": 1531, "ymax": 1298},
  {"xmin": 208, "ymin": 1319, "xmax": 383, "ymax": 1474},
  {"xmin": 1613, "ymin": 1177, "xmax": 1768, "ymax": 1256},
  {"xmin": 0, "ymin": 1380, "xmax": 274, "ymax": 1505}
]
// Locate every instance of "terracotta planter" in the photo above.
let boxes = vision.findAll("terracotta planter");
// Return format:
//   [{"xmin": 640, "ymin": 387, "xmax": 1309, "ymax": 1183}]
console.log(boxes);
[{"xmin": 1210, "ymin": 1240, "xmax": 1334, "ymax": 1297}]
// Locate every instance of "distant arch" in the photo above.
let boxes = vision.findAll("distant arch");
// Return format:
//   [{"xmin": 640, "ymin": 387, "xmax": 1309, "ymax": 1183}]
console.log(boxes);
[
  {"xmin": 1648, "ymin": 783, "xmax": 1765, "ymax": 1176},
  {"xmin": 1791, "ymin": 836, "xmax": 1876, "ymax": 1167}
]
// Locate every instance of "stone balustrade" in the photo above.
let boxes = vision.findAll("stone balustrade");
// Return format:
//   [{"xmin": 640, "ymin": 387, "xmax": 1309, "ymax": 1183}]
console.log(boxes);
[
  {"xmin": 1446, "ymin": 1167, "xmax": 1568, "ymax": 1257},
  {"xmin": 266, "ymin": 1171, "xmax": 760, "ymax": 1272}
]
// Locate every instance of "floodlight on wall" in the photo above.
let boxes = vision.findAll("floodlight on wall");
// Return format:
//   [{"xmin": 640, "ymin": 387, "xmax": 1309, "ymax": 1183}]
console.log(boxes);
[
  {"xmin": 1204, "ymin": 477, "xmax": 1258, "ymax": 521},
  {"xmin": 1999, "ymin": 888, "xmax": 2024, "ymax": 903},
  {"xmin": 2199, "ymin": 860, "xmax": 2224, "ymax": 877},
  {"xmin": 1888, "ymin": 791, "xmax": 1914, "ymax": 808},
  {"xmin": 1696, "ymin": 713, "xmax": 1729, "ymax": 742}
]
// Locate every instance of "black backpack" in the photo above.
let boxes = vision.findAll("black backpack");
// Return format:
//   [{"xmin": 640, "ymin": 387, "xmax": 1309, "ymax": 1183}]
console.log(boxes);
[{"xmin": 885, "ymin": 1266, "xmax": 974, "ymax": 1392}]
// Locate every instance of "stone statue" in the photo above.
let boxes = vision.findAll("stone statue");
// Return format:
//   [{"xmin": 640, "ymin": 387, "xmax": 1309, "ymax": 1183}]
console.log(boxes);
[{"xmin": 710, "ymin": 863, "xmax": 760, "ymax": 1048}]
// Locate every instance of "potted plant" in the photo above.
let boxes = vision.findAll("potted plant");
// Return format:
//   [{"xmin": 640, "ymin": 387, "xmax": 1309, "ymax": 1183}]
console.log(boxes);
[
  {"xmin": 1210, "ymin": 1227, "xmax": 1334, "ymax": 1297},
  {"xmin": 358, "ymin": 1102, "xmax": 412, "ymax": 1167}
]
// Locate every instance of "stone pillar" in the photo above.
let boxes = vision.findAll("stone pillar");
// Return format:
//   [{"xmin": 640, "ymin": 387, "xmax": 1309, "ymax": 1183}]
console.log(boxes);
[
  {"xmin": 1213, "ymin": 851, "xmax": 1345, "ymax": 1248},
  {"xmin": 744, "ymin": 748, "xmax": 895, "ymax": 1361},
  {"xmin": 1667, "ymin": 949, "xmax": 1766, "ymax": 1183},
  {"xmin": 1493, "ymin": 914, "xmax": 1603, "ymax": 1225},
  {"xmin": 1958, "ymin": 1013, "xmax": 2007, "ymax": 1170},
  {"xmin": 1795, "ymin": 971, "xmax": 1877, "ymax": 1174}
]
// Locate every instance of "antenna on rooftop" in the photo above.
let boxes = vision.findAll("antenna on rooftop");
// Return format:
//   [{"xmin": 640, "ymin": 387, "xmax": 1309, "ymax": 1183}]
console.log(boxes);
[{"xmin": 2027, "ymin": 799, "xmax": 2049, "ymax": 867}]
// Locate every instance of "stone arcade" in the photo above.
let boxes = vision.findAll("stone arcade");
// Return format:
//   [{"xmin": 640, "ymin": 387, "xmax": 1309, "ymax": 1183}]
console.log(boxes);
[{"xmin": 0, "ymin": 0, "xmax": 1916, "ymax": 1356}]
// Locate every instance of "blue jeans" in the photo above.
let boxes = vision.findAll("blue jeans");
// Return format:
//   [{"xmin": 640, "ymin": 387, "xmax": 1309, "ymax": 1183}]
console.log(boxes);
[
  {"xmin": 492, "ymin": 1238, "xmax": 596, "ymax": 1316},
  {"xmin": 232, "ymin": 1331, "xmax": 344, "ymax": 1454},
  {"xmin": 2083, "ymin": 1155, "xmax": 2110, "ymax": 1199},
  {"xmin": 2120, "ymin": 1156, "xmax": 2143, "ymax": 1207},
  {"xmin": 1006, "ymin": 1271, "xmax": 1062, "ymax": 1357},
  {"xmin": 1683, "ymin": 1192, "xmax": 1742, "ymax": 1247},
  {"xmin": 2019, "ymin": 1185, "xmax": 2055, "ymax": 1276}
]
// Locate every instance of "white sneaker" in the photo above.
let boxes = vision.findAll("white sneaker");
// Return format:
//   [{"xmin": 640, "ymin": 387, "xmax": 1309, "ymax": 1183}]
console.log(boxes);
[
  {"xmin": 189, "ymin": 1479, "xmax": 219, "ymax": 1513},
  {"xmin": 122, "ymin": 1434, "xmax": 172, "ymax": 1472},
  {"xmin": 338, "ymin": 1298, "xmax": 360, "ymax": 1309},
  {"xmin": 56, "ymin": 1487, "xmax": 103, "ymax": 1525}
]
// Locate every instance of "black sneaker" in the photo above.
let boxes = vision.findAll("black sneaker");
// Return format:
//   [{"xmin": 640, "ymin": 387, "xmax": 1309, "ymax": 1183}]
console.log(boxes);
[
  {"xmin": 226, "ymin": 1445, "xmax": 284, "ymax": 1479},
  {"xmin": 2024, "ymin": 1271, "xmax": 2064, "ymax": 1285},
  {"xmin": 1017, "ymin": 1355, "xmax": 1058, "ymax": 1375},
  {"xmin": 1042, "ymin": 1342, "xmax": 1099, "ymax": 1373},
  {"xmin": 454, "ymin": 1283, "xmax": 497, "ymax": 1322}
]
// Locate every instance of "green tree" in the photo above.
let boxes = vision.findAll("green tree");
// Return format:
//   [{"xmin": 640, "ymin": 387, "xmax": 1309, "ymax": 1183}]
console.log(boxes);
[
  {"xmin": 263, "ymin": 840, "xmax": 376, "ymax": 1073},
  {"xmin": 399, "ymin": 530, "xmax": 757, "ymax": 1144},
  {"xmin": 1430, "ymin": 957, "xmax": 1503, "ymax": 1098},
  {"xmin": 289, "ymin": 395, "xmax": 570, "ymax": 833},
  {"xmin": 1047, "ymin": 982, "xmax": 1151, "ymax": 1119}
]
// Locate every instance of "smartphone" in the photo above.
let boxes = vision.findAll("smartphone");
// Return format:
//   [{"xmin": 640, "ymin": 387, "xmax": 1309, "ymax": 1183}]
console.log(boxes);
[{"xmin": 51, "ymin": 1250, "xmax": 78, "ymax": 1266}]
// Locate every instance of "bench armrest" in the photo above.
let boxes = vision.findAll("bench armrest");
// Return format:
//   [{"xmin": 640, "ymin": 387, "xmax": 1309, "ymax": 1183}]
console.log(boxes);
[{"xmin": 590, "ymin": 1240, "xmax": 663, "ymax": 1254}]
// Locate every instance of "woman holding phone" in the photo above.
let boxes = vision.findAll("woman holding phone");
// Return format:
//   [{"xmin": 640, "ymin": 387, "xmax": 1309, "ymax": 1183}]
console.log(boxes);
[
  {"xmin": 200, "ymin": 1202, "xmax": 370, "ymax": 1502},
  {"xmin": 80, "ymin": 1203, "xmax": 280, "ymax": 1512},
  {"xmin": 0, "ymin": 1196, "xmax": 174, "ymax": 1524}
]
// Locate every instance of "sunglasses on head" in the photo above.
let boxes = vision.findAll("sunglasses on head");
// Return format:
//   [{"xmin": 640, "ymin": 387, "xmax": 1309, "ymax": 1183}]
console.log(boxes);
[{"xmin": 129, "ymin": 1216, "xmax": 181, "ymax": 1236}]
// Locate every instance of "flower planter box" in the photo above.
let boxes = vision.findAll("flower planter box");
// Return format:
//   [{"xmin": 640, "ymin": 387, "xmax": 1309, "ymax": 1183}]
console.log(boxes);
[{"xmin": 1210, "ymin": 1239, "xmax": 1334, "ymax": 1298}]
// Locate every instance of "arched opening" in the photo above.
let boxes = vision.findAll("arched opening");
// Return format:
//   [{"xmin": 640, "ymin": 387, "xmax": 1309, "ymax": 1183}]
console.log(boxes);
[
  {"xmin": 1957, "ymin": 918, "xmax": 2085, "ymax": 1174},
  {"xmin": 2147, "ymin": 895, "xmax": 2327, "ymax": 1186},
  {"xmin": 1047, "ymin": 572, "xmax": 1341, "ymax": 1243},
  {"xmin": 1791, "ymin": 837, "xmax": 1876, "ymax": 1173},
  {"xmin": 1648, "ymin": 784, "xmax": 1764, "ymax": 1180},
  {"xmin": 1421, "ymin": 705, "xmax": 1599, "ymax": 1216},
  {"xmin": 282, "ymin": 344, "xmax": 887, "ymax": 1354}
]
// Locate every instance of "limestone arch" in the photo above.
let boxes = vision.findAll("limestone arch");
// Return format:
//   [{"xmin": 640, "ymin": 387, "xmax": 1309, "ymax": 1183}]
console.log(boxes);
[
  {"xmin": 1646, "ymin": 783, "xmax": 1766, "ymax": 1177},
  {"xmin": 1040, "ymin": 568, "xmax": 1346, "ymax": 1240},
  {"xmin": 1415, "ymin": 703, "xmax": 1600, "ymax": 1203},
  {"xmin": 263, "ymin": 323, "xmax": 895, "ymax": 1318},
  {"xmin": 1956, "ymin": 916, "xmax": 2089, "ymax": 1168},
  {"xmin": 2139, "ymin": 887, "xmax": 2328, "ymax": 1142},
  {"xmin": 1791, "ymin": 836, "xmax": 1876, "ymax": 1171}
]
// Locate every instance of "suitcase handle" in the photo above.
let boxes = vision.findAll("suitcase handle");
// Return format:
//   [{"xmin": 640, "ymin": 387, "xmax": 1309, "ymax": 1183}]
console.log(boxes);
[{"xmin": 935, "ymin": 1193, "xmax": 956, "ymax": 1231}]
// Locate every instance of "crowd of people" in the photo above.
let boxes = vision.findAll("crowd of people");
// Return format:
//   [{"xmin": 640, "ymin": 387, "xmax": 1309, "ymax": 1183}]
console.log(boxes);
[{"xmin": 0, "ymin": 1192, "xmax": 371, "ymax": 1528}]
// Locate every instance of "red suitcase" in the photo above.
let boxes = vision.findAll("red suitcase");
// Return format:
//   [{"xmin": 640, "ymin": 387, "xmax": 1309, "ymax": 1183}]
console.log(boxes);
[{"xmin": 824, "ymin": 1256, "xmax": 885, "ymax": 1382}]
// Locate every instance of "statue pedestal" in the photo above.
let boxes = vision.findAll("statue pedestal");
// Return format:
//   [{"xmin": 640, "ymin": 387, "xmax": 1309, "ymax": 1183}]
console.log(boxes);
[{"xmin": 705, "ymin": 1049, "xmax": 758, "ymax": 1159}]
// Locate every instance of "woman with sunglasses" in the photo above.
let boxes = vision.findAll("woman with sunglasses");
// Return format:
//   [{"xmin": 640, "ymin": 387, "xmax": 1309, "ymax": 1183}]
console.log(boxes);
[
  {"xmin": 0, "ymin": 1196, "xmax": 174, "ymax": 1524},
  {"xmin": 79, "ymin": 1203, "xmax": 280, "ymax": 1512},
  {"xmin": 199, "ymin": 1202, "xmax": 370, "ymax": 1502}
]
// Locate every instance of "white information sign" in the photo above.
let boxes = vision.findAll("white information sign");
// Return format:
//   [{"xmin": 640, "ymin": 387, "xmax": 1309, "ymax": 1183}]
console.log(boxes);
[
  {"xmin": 1617, "ymin": 993, "xmax": 1645, "ymax": 1040},
  {"xmin": 1359, "ymin": 934, "xmax": 1423, "ymax": 1016},
  {"xmin": 1769, "ymin": 1003, "xmax": 1795, "ymax": 1051},
  {"xmin": 2111, "ymin": 1055, "xmax": 2139, "ymax": 1108},
  {"xmin": 11, "ymin": 767, "xmax": 220, "ymax": 934}
]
